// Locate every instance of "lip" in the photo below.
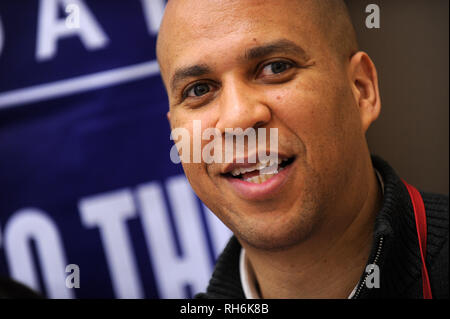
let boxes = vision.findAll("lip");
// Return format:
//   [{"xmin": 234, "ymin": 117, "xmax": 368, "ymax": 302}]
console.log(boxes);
[{"xmin": 223, "ymin": 159, "xmax": 295, "ymax": 201}]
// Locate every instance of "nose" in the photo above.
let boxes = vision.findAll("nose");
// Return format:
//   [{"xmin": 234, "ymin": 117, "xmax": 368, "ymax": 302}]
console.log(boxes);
[{"xmin": 215, "ymin": 78, "xmax": 272, "ymax": 133}]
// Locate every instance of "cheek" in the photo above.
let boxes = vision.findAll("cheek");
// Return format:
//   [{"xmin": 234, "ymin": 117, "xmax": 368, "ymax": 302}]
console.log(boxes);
[
  {"xmin": 182, "ymin": 162, "xmax": 205, "ymax": 183},
  {"xmin": 171, "ymin": 107, "xmax": 218, "ymax": 131},
  {"xmin": 269, "ymin": 77, "xmax": 356, "ymax": 165},
  {"xmin": 170, "ymin": 108, "xmax": 219, "ymax": 151},
  {"xmin": 269, "ymin": 82, "xmax": 341, "ymax": 138},
  {"xmin": 171, "ymin": 109, "xmax": 219, "ymax": 185}
]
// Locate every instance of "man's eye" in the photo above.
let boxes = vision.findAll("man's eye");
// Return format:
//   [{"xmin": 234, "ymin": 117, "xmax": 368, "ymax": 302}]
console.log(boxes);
[
  {"xmin": 261, "ymin": 61, "xmax": 292, "ymax": 76},
  {"xmin": 186, "ymin": 83, "xmax": 211, "ymax": 97}
]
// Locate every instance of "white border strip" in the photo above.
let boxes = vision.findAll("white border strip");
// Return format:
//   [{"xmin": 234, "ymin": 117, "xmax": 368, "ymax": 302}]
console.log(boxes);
[{"xmin": 0, "ymin": 60, "xmax": 160, "ymax": 110}]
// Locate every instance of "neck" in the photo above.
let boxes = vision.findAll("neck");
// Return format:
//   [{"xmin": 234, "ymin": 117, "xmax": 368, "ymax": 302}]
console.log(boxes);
[{"xmin": 241, "ymin": 161, "xmax": 383, "ymax": 299}]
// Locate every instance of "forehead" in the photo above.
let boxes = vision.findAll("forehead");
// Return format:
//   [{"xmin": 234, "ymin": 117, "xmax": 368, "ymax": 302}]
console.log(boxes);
[{"xmin": 158, "ymin": 0, "xmax": 322, "ymax": 76}]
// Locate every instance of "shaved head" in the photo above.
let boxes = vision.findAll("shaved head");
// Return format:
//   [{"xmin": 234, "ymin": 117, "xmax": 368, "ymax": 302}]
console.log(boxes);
[
  {"xmin": 311, "ymin": 0, "xmax": 359, "ymax": 59},
  {"xmin": 157, "ymin": 0, "xmax": 359, "ymax": 80}
]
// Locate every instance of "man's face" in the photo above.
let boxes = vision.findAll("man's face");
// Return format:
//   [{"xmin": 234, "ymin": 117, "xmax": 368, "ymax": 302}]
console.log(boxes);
[{"xmin": 158, "ymin": 0, "xmax": 369, "ymax": 250}]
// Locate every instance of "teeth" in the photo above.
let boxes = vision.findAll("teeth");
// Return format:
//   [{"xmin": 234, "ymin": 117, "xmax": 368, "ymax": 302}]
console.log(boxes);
[
  {"xmin": 231, "ymin": 171, "xmax": 240, "ymax": 177},
  {"xmin": 256, "ymin": 162, "xmax": 266, "ymax": 170},
  {"xmin": 230, "ymin": 158, "xmax": 290, "ymax": 178},
  {"xmin": 260, "ymin": 162, "xmax": 278, "ymax": 175},
  {"xmin": 231, "ymin": 166, "xmax": 257, "ymax": 176},
  {"xmin": 243, "ymin": 164, "xmax": 287, "ymax": 184},
  {"xmin": 231, "ymin": 160, "xmax": 275, "ymax": 176},
  {"xmin": 245, "ymin": 173, "xmax": 276, "ymax": 184}
]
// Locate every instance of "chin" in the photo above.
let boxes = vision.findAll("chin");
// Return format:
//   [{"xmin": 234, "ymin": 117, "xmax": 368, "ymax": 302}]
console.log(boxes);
[{"xmin": 234, "ymin": 207, "xmax": 320, "ymax": 252}]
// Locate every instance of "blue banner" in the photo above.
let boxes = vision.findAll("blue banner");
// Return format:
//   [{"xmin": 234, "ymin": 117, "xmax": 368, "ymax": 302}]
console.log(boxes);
[{"xmin": 0, "ymin": 0, "xmax": 231, "ymax": 299}]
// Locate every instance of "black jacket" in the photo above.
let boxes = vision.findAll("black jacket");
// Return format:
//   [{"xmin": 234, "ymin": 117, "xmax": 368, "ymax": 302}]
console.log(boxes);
[{"xmin": 196, "ymin": 156, "xmax": 449, "ymax": 299}]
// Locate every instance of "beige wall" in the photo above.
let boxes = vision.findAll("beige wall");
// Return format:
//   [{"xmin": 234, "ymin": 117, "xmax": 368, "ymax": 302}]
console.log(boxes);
[{"xmin": 346, "ymin": 0, "xmax": 449, "ymax": 194}]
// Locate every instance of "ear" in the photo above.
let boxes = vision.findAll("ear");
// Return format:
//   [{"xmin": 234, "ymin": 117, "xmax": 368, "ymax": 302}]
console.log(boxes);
[
  {"xmin": 166, "ymin": 111, "xmax": 171, "ymax": 122},
  {"xmin": 348, "ymin": 52, "xmax": 381, "ymax": 133}
]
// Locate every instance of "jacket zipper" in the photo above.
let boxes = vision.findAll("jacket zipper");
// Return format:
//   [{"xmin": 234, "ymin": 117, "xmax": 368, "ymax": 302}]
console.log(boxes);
[{"xmin": 352, "ymin": 236, "xmax": 384, "ymax": 299}]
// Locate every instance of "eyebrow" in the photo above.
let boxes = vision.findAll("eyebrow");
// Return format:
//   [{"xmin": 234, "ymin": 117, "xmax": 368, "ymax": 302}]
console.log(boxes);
[
  {"xmin": 244, "ymin": 39, "xmax": 309, "ymax": 62},
  {"xmin": 171, "ymin": 64, "xmax": 212, "ymax": 92},
  {"xmin": 169, "ymin": 39, "xmax": 309, "ymax": 93}
]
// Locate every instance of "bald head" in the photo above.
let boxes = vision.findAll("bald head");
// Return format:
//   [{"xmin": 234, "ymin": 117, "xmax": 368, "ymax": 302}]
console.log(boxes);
[
  {"xmin": 310, "ymin": 0, "xmax": 359, "ymax": 58},
  {"xmin": 157, "ymin": 0, "xmax": 359, "ymax": 79}
]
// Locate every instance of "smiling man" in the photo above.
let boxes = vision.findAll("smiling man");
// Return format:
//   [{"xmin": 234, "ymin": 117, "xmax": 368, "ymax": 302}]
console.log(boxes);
[{"xmin": 156, "ymin": 0, "xmax": 448, "ymax": 299}]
